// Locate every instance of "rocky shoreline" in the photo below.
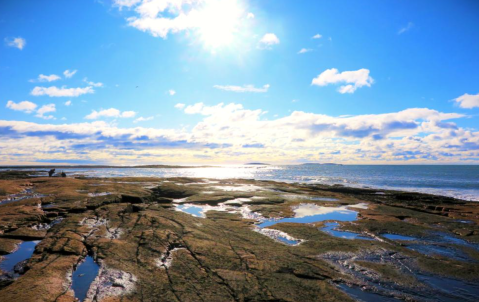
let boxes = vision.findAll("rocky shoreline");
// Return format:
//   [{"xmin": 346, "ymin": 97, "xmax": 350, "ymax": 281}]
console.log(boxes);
[{"xmin": 0, "ymin": 170, "xmax": 478, "ymax": 301}]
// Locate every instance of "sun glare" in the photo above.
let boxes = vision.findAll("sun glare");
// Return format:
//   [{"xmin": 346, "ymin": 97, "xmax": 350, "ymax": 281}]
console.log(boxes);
[{"xmin": 196, "ymin": 0, "xmax": 246, "ymax": 50}]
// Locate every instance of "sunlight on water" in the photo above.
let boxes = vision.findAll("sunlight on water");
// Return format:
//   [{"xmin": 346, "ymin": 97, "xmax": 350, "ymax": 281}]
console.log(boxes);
[
  {"xmin": 259, "ymin": 204, "xmax": 358, "ymax": 228},
  {"xmin": 0, "ymin": 241, "xmax": 39, "ymax": 273},
  {"xmin": 5, "ymin": 165, "xmax": 479, "ymax": 201}
]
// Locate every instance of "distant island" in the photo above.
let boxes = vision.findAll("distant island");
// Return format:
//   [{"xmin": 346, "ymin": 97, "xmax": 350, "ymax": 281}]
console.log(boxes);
[
  {"xmin": 245, "ymin": 162, "xmax": 270, "ymax": 165},
  {"xmin": 301, "ymin": 163, "xmax": 343, "ymax": 166},
  {"xmin": 0, "ymin": 165, "xmax": 215, "ymax": 169}
]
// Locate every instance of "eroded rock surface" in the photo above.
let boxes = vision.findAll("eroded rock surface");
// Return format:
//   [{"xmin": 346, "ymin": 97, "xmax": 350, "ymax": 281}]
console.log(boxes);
[{"xmin": 0, "ymin": 172, "xmax": 477, "ymax": 301}]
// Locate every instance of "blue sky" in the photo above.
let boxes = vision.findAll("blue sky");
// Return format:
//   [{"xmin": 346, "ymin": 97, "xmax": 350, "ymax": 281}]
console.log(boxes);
[{"xmin": 1, "ymin": 0, "xmax": 479, "ymax": 165}]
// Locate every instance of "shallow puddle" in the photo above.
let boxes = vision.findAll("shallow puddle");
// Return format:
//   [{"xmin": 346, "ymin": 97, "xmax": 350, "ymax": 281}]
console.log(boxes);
[
  {"xmin": 175, "ymin": 204, "xmax": 235, "ymax": 218},
  {"xmin": 71, "ymin": 256, "xmax": 100, "ymax": 302},
  {"xmin": 0, "ymin": 241, "xmax": 39, "ymax": 273},
  {"xmin": 87, "ymin": 192, "xmax": 112, "ymax": 197},
  {"xmin": 223, "ymin": 198, "xmax": 252, "ymax": 204},
  {"xmin": 382, "ymin": 234, "xmax": 417, "ymax": 241},
  {"xmin": 42, "ymin": 203, "xmax": 57, "ymax": 209},
  {"xmin": 175, "ymin": 205, "xmax": 205, "ymax": 217},
  {"xmin": 0, "ymin": 189, "xmax": 46, "ymax": 205},
  {"xmin": 258, "ymin": 204, "xmax": 358, "ymax": 228},
  {"xmin": 321, "ymin": 222, "xmax": 373, "ymax": 240},
  {"xmin": 282, "ymin": 194, "xmax": 339, "ymax": 202},
  {"xmin": 383, "ymin": 232, "xmax": 477, "ymax": 261},
  {"xmin": 417, "ymin": 273, "xmax": 479, "ymax": 302},
  {"xmin": 211, "ymin": 185, "xmax": 265, "ymax": 192},
  {"xmin": 255, "ymin": 228, "xmax": 303, "ymax": 246},
  {"xmin": 407, "ymin": 244, "xmax": 473, "ymax": 262},
  {"xmin": 337, "ymin": 284, "xmax": 400, "ymax": 302},
  {"xmin": 437, "ymin": 233, "xmax": 478, "ymax": 249}
]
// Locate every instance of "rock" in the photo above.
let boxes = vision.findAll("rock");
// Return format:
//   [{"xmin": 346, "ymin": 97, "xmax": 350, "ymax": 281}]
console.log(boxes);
[
  {"xmin": 85, "ymin": 266, "xmax": 137, "ymax": 301},
  {"xmin": 13, "ymin": 259, "xmax": 29, "ymax": 274}
]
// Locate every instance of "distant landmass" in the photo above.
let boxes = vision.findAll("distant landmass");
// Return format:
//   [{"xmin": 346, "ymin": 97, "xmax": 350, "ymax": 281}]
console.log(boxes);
[
  {"xmin": 301, "ymin": 163, "xmax": 343, "ymax": 166},
  {"xmin": 245, "ymin": 163, "xmax": 270, "ymax": 165},
  {"xmin": 0, "ymin": 165, "xmax": 215, "ymax": 169}
]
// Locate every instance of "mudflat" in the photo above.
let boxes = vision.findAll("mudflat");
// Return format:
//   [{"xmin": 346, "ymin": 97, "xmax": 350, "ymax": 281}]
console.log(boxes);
[{"xmin": 0, "ymin": 171, "xmax": 478, "ymax": 301}]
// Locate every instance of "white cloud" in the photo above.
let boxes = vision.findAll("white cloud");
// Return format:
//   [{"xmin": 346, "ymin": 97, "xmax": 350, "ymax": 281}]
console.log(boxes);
[
  {"xmin": 312, "ymin": 34, "xmax": 322, "ymax": 39},
  {"xmin": 183, "ymin": 102, "xmax": 246, "ymax": 117},
  {"xmin": 65, "ymin": 100, "xmax": 72, "ymax": 106},
  {"xmin": 113, "ymin": 0, "xmax": 141, "ymax": 8},
  {"xmin": 35, "ymin": 104, "xmax": 56, "ymax": 120},
  {"xmin": 83, "ymin": 78, "xmax": 103, "ymax": 87},
  {"xmin": 5, "ymin": 37, "xmax": 26, "ymax": 50},
  {"xmin": 119, "ymin": 0, "xmax": 248, "ymax": 45},
  {"xmin": 213, "ymin": 84, "xmax": 270, "ymax": 93},
  {"xmin": 168, "ymin": 89, "xmax": 176, "ymax": 96},
  {"xmin": 85, "ymin": 108, "xmax": 136, "ymax": 119},
  {"xmin": 134, "ymin": 116, "xmax": 154, "ymax": 123},
  {"xmin": 258, "ymin": 33, "xmax": 280, "ymax": 49},
  {"xmin": 398, "ymin": 22, "xmax": 414, "ymax": 35},
  {"xmin": 454, "ymin": 93, "xmax": 479, "ymax": 109},
  {"xmin": 63, "ymin": 69, "xmax": 77, "ymax": 78},
  {"xmin": 0, "ymin": 103, "xmax": 477, "ymax": 165},
  {"xmin": 121, "ymin": 111, "xmax": 137, "ymax": 118},
  {"xmin": 175, "ymin": 103, "xmax": 185, "ymax": 109},
  {"xmin": 312, "ymin": 68, "xmax": 374, "ymax": 94},
  {"xmin": 6, "ymin": 100, "xmax": 37, "ymax": 113},
  {"xmin": 31, "ymin": 86, "xmax": 94, "ymax": 97},
  {"xmin": 247, "ymin": 12, "xmax": 254, "ymax": 19},
  {"xmin": 31, "ymin": 74, "xmax": 61, "ymax": 82},
  {"xmin": 298, "ymin": 48, "xmax": 312, "ymax": 54}
]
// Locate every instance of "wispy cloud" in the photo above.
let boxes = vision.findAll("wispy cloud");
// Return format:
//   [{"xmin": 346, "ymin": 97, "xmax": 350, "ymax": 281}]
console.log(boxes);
[
  {"xmin": 113, "ymin": 0, "xmax": 141, "ymax": 9},
  {"xmin": 63, "ymin": 69, "xmax": 77, "ymax": 78},
  {"xmin": 85, "ymin": 108, "xmax": 136, "ymax": 119},
  {"xmin": 6, "ymin": 100, "xmax": 37, "ymax": 113},
  {"xmin": 168, "ymin": 89, "xmax": 176, "ymax": 96},
  {"xmin": 213, "ymin": 84, "xmax": 270, "ymax": 93},
  {"xmin": 30, "ymin": 74, "xmax": 61, "ymax": 83},
  {"xmin": 297, "ymin": 48, "xmax": 312, "ymax": 54},
  {"xmin": 65, "ymin": 100, "xmax": 72, "ymax": 106},
  {"xmin": 31, "ymin": 86, "xmax": 94, "ymax": 97},
  {"xmin": 83, "ymin": 78, "xmax": 103, "ymax": 87},
  {"xmin": 312, "ymin": 68, "xmax": 374, "ymax": 94},
  {"xmin": 175, "ymin": 103, "xmax": 186, "ymax": 109},
  {"xmin": 258, "ymin": 33, "xmax": 280, "ymax": 49},
  {"xmin": 35, "ymin": 104, "xmax": 56, "ymax": 120},
  {"xmin": 398, "ymin": 22, "xmax": 414, "ymax": 35},
  {"xmin": 134, "ymin": 116, "xmax": 154, "ymax": 123},
  {"xmin": 5, "ymin": 37, "xmax": 26, "ymax": 50},
  {"xmin": 454, "ymin": 93, "xmax": 479, "ymax": 109},
  {"xmin": 312, "ymin": 34, "xmax": 322, "ymax": 39}
]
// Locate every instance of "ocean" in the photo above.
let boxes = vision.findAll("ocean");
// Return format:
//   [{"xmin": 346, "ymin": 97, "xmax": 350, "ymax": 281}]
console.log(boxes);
[{"xmin": 8, "ymin": 164, "xmax": 479, "ymax": 201}]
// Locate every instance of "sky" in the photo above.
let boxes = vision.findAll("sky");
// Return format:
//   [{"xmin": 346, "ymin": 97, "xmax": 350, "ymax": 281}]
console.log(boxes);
[{"xmin": 1, "ymin": 0, "xmax": 479, "ymax": 165}]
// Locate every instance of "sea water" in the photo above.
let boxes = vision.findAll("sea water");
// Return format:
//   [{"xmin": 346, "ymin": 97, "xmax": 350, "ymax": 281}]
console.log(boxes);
[{"xmin": 3, "ymin": 164, "xmax": 479, "ymax": 201}]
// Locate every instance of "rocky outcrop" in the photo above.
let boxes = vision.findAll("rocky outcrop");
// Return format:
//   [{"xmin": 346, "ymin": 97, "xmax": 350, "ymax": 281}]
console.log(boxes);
[{"xmin": 0, "ymin": 174, "xmax": 477, "ymax": 301}]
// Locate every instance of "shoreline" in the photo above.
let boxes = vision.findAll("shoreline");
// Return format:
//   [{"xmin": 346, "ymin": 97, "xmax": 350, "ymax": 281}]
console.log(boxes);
[{"xmin": 2, "ymin": 166, "xmax": 478, "ymax": 202}]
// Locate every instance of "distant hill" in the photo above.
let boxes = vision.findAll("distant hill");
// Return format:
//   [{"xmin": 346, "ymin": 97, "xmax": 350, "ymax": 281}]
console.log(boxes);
[
  {"xmin": 0, "ymin": 165, "xmax": 215, "ymax": 169},
  {"xmin": 300, "ymin": 163, "xmax": 342, "ymax": 166}
]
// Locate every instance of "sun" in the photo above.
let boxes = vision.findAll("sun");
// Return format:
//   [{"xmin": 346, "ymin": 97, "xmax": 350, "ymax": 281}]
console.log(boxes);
[{"xmin": 195, "ymin": 0, "xmax": 247, "ymax": 50}]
